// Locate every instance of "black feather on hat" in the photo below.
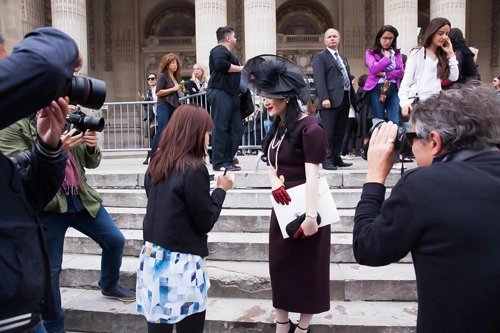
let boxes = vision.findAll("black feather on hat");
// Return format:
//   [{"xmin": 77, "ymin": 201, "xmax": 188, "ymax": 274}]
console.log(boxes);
[{"xmin": 242, "ymin": 54, "xmax": 310, "ymax": 103}]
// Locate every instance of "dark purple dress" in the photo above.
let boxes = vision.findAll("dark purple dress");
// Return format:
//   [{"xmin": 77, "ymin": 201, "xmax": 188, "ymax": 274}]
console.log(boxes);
[{"xmin": 267, "ymin": 116, "xmax": 330, "ymax": 313}]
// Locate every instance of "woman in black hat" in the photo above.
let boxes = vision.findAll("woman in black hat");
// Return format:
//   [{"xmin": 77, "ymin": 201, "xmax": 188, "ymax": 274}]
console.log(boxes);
[{"xmin": 243, "ymin": 55, "xmax": 329, "ymax": 333}]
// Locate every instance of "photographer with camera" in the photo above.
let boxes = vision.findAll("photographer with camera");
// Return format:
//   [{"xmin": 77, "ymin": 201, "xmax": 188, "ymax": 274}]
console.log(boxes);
[
  {"xmin": 0, "ymin": 103, "xmax": 135, "ymax": 333},
  {"xmin": 353, "ymin": 83, "xmax": 500, "ymax": 332},
  {"xmin": 0, "ymin": 27, "xmax": 82, "ymax": 333}
]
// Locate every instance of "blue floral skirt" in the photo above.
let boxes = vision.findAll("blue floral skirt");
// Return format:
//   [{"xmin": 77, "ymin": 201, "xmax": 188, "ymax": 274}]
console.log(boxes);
[{"xmin": 136, "ymin": 241, "xmax": 210, "ymax": 324}]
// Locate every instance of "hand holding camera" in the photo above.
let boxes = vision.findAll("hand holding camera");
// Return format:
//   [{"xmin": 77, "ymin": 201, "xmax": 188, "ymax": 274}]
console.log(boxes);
[
  {"xmin": 365, "ymin": 121, "xmax": 399, "ymax": 184},
  {"xmin": 61, "ymin": 129, "xmax": 84, "ymax": 152}
]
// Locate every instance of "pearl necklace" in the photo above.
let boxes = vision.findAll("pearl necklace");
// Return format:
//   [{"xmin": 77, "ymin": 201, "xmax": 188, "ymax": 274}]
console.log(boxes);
[{"xmin": 268, "ymin": 128, "xmax": 287, "ymax": 172}]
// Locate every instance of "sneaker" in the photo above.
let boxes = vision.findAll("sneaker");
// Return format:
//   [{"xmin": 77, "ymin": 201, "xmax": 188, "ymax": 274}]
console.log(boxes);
[
  {"xmin": 214, "ymin": 163, "xmax": 241, "ymax": 172},
  {"xmin": 102, "ymin": 285, "xmax": 136, "ymax": 301},
  {"xmin": 341, "ymin": 154, "xmax": 354, "ymax": 160}
]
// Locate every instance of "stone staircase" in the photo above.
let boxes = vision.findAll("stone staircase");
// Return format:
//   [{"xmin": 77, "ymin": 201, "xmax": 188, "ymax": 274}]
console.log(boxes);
[{"xmin": 61, "ymin": 157, "xmax": 418, "ymax": 332}]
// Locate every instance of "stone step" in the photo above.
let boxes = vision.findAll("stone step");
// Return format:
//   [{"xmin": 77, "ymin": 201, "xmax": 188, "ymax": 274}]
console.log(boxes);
[
  {"xmin": 86, "ymin": 169, "xmax": 403, "ymax": 190},
  {"xmin": 61, "ymin": 254, "xmax": 417, "ymax": 302},
  {"xmin": 98, "ymin": 187, "xmax": 391, "ymax": 209},
  {"xmin": 106, "ymin": 207, "xmax": 355, "ymax": 233},
  {"xmin": 62, "ymin": 287, "xmax": 417, "ymax": 332},
  {"xmin": 63, "ymin": 229, "xmax": 411, "ymax": 263}
]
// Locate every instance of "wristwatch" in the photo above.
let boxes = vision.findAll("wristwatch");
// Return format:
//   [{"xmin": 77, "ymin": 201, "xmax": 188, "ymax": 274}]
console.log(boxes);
[{"xmin": 306, "ymin": 211, "xmax": 318, "ymax": 219}]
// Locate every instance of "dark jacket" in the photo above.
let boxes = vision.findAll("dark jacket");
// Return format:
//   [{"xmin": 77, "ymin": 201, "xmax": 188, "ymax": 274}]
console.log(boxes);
[
  {"xmin": 0, "ymin": 27, "xmax": 79, "ymax": 128},
  {"xmin": 143, "ymin": 161, "xmax": 226, "ymax": 257},
  {"xmin": 353, "ymin": 150, "xmax": 500, "ymax": 332},
  {"xmin": 0, "ymin": 118, "xmax": 103, "ymax": 217},
  {"xmin": 0, "ymin": 27, "xmax": 77, "ymax": 332},
  {"xmin": 453, "ymin": 41, "xmax": 480, "ymax": 83},
  {"xmin": 0, "ymin": 139, "xmax": 67, "ymax": 332},
  {"xmin": 185, "ymin": 80, "xmax": 205, "ymax": 95},
  {"xmin": 207, "ymin": 44, "xmax": 241, "ymax": 96},
  {"xmin": 143, "ymin": 87, "xmax": 156, "ymax": 121},
  {"xmin": 312, "ymin": 48, "xmax": 357, "ymax": 110},
  {"xmin": 156, "ymin": 73, "xmax": 179, "ymax": 109}
]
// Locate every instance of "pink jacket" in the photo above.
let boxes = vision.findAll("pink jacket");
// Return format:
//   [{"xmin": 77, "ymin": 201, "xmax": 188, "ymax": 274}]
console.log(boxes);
[{"xmin": 364, "ymin": 49, "xmax": 405, "ymax": 91}]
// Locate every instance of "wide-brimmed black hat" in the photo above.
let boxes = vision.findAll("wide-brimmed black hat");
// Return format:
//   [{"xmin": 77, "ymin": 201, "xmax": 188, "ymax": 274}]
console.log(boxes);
[{"xmin": 242, "ymin": 54, "xmax": 310, "ymax": 103}]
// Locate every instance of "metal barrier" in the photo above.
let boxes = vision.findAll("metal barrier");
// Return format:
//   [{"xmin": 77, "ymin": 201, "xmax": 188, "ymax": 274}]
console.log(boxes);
[
  {"xmin": 95, "ymin": 92, "xmax": 270, "ymax": 157},
  {"xmin": 95, "ymin": 101, "xmax": 155, "ymax": 151},
  {"xmin": 179, "ymin": 91, "xmax": 269, "ymax": 155}
]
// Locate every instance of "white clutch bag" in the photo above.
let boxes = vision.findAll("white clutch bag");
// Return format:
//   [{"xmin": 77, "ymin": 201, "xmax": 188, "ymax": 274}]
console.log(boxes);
[{"xmin": 270, "ymin": 176, "xmax": 340, "ymax": 239}]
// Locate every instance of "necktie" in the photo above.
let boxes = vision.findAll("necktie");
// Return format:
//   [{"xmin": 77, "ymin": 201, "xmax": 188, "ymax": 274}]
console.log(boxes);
[{"xmin": 334, "ymin": 52, "xmax": 350, "ymax": 91}]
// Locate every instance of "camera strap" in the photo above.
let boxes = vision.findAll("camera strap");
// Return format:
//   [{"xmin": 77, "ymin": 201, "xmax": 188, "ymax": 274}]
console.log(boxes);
[{"xmin": 409, "ymin": 48, "xmax": 427, "ymax": 104}]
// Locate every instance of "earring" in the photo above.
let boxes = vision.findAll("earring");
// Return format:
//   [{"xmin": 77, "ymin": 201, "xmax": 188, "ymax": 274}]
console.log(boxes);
[{"xmin": 286, "ymin": 99, "xmax": 289, "ymax": 104}]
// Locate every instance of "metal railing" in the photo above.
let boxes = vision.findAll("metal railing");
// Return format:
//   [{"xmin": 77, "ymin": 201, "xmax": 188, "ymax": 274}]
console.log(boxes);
[
  {"xmin": 96, "ymin": 101, "xmax": 155, "ymax": 151},
  {"xmin": 179, "ymin": 92, "xmax": 269, "ymax": 154},
  {"xmin": 95, "ymin": 92, "xmax": 270, "ymax": 154}
]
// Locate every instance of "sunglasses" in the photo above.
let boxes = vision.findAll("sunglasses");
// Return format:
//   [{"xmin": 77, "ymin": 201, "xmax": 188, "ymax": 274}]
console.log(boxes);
[
  {"xmin": 147, "ymin": 77, "xmax": 156, "ymax": 81},
  {"xmin": 405, "ymin": 132, "xmax": 421, "ymax": 147}
]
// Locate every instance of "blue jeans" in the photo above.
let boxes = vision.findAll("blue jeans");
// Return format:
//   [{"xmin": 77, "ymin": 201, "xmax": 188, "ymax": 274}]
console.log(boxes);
[
  {"xmin": 151, "ymin": 103, "xmax": 175, "ymax": 155},
  {"xmin": 263, "ymin": 120, "xmax": 272, "ymax": 135},
  {"xmin": 39, "ymin": 201, "xmax": 125, "ymax": 333},
  {"xmin": 33, "ymin": 321, "xmax": 47, "ymax": 333},
  {"xmin": 370, "ymin": 82, "xmax": 400, "ymax": 124}
]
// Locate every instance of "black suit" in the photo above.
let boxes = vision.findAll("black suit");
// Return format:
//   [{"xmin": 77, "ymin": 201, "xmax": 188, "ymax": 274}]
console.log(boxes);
[{"xmin": 313, "ymin": 48, "xmax": 356, "ymax": 165}]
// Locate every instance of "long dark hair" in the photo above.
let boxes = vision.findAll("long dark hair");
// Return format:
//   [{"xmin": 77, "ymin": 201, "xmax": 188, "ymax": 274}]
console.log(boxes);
[
  {"xmin": 261, "ymin": 97, "xmax": 303, "ymax": 162},
  {"xmin": 147, "ymin": 104, "xmax": 213, "ymax": 184},
  {"xmin": 419, "ymin": 17, "xmax": 452, "ymax": 80},
  {"xmin": 157, "ymin": 53, "xmax": 182, "ymax": 82},
  {"xmin": 370, "ymin": 25, "xmax": 400, "ymax": 55}
]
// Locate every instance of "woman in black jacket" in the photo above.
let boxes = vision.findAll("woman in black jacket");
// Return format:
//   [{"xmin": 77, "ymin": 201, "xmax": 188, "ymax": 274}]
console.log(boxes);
[
  {"xmin": 446, "ymin": 28, "xmax": 479, "ymax": 86},
  {"xmin": 136, "ymin": 104, "xmax": 233, "ymax": 333}
]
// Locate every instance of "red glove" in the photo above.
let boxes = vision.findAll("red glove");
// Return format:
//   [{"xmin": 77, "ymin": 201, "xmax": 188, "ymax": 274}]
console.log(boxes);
[
  {"xmin": 293, "ymin": 226, "xmax": 309, "ymax": 239},
  {"xmin": 272, "ymin": 185, "xmax": 291, "ymax": 205}
]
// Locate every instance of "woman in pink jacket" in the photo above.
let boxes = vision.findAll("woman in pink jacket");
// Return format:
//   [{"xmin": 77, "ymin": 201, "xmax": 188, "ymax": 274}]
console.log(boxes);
[{"xmin": 364, "ymin": 25, "xmax": 404, "ymax": 126}]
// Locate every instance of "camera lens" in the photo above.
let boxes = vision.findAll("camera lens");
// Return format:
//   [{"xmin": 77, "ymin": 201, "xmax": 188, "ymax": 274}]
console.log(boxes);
[
  {"xmin": 82, "ymin": 115, "xmax": 104, "ymax": 132},
  {"xmin": 66, "ymin": 76, "xmax": 107, "ymax": 110},
  {"xmin": 11, "ymin": 151, "xmax": 31, "ymax": 168}
]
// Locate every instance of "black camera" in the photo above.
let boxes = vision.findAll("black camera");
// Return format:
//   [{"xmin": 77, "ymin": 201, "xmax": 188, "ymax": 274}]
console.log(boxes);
[
  {"xmin": 11, "ymin": 150, "xmax": 31, "ymax": 169},
  {"xmin": 361, "ymin": 119, "xmax": 408, "ymax": 160},
  {"xmin": 66, "ymin": 107, "xmax": 104, "ymax": 135},
  {"xmin": 65, "ymin": 76, "xmax": 107, "ymax": 110}
]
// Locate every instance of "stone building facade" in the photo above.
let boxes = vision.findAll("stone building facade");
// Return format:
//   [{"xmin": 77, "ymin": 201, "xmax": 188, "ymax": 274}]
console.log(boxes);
[{"xmin": 1, "ymin": 0, "xmax": 498, "ymax": 103}]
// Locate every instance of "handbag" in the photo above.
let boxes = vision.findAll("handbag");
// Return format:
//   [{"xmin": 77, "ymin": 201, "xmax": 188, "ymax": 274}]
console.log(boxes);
[
  {"xmin": 379, "ymin": 79, "xmax": 390, "ymax": 103},
  {"xmin": 240, "ymin": 89, "xmax": 254, "ymax": 119},
  {"xmin": 271, "ymin": 176, "xmax": 340, "ymax": 239},
  {"xmin": 285, "ymin": 212, "xmax": 322, "ymax": 239}
]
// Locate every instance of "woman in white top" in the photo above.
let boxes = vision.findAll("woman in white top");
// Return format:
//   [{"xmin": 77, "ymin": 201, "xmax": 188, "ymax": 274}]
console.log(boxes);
[{"xmin": 399, "ymin": 17, "xmax": 459, "ymax": 117}]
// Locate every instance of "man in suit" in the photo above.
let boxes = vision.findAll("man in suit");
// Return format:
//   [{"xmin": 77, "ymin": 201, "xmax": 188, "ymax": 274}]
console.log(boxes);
[{"xmin": 313, "ymin": 28, "xmax": 356, "ymax": 170}]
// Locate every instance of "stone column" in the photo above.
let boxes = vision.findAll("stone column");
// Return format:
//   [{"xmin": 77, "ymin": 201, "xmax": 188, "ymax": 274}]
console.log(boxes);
[
  {"xmin": 0, "ymin": 0, "xmax": 23, "ymax": 52},
  {"xmin": 51, "ymin": 0, "xmax": 88, "ymax": 75},
  {"xmin": 244, "ymin": 0, "xmax": 276, "ymax": 59},
  {"xmin": 430, "ymin": 0, "xmax": 466, "ymax": 33},
  {"xmin": 195, "ymin": 0, "xmax": 227, "ymax": 71},
  {"xmin": 384, "ymin": 0, "xmax": 419, "ymax": 56}
]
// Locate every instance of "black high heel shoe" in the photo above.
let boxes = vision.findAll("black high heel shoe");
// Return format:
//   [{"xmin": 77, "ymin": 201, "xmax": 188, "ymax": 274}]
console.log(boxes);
[{"xmin": 276, "ymin": 319, "xmax": 296, "ymax": 333}]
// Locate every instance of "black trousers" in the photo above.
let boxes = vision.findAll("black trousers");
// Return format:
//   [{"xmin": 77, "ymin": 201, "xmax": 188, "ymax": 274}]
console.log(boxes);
[
  {"xmin": 207, "ymin": 88, "xmax": 244, "ymax": 169},
  {"xmin": 147, "ymin": 311, "xmax": 206, "ymax": 333},
  {"xmin": 320, "ymin": 91, "xmax": 350, "ymax": 164}
]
